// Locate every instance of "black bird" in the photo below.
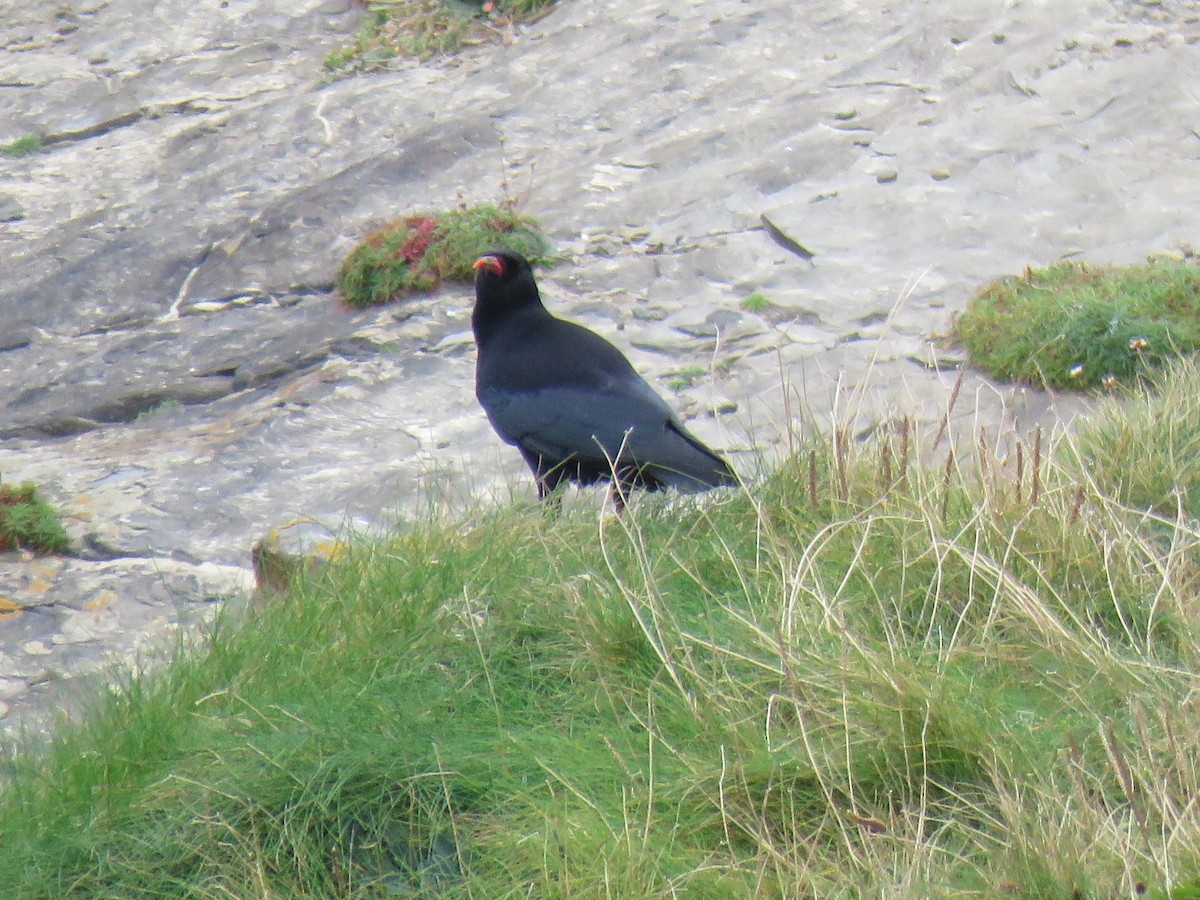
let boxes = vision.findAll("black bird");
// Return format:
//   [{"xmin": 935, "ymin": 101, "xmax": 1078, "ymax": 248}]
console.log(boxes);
[{"xmin": 472, "ymin": 250, "xmax": 737, "ymax": 510}]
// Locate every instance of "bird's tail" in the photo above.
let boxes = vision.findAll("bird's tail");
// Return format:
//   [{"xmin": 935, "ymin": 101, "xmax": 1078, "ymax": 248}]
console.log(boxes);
[{"xmin": 650, "ymin": 422, "xmax": 738, "ymax": 492}]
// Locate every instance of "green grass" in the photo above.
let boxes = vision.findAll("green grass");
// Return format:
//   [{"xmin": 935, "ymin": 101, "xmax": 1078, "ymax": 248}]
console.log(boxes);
[
  {"xmin": 2, "ymin": 362, "xmax": 1200, "ymax": 896},
  {"xmin": 133, "ymin": 399, "xmax": 182, "ymax": 422},
  {"xmin": 324, "ymin": 0, "xmax": 560, "ymax": 77},
  {"xmin": 336, "ymin": 204, "xmax": 553, "ymax": 308},
  {"xmin": 0, "ymin": 481, "xmax": 70, "ymax": 554},
  {"xmin": 667, "ymin": 365, "xmax": 707, "ymax": 391},
  {"xmin": 741, "ymin": 291, "xmax": 771, "ymax": 313},
  {"xmin": 0, "ymin": 134, "xmax": 42, "ymax": 157},
  {"xmin": 1065, "ymin": 355, "xmax": 1200, "ymax": 518},
  {"xmin": 953, "ymin": 260, "xmax": 1200, "ymax": 389}
]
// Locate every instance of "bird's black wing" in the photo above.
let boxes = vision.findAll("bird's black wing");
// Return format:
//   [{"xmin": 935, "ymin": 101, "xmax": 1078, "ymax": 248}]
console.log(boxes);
[{"xmin": 478, "ymin": 368, "xmax": 734, "ymax": 492}]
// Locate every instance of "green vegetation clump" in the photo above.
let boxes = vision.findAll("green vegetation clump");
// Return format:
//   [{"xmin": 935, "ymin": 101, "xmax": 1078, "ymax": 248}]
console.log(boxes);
[
  {"xmin": 740, "ymin": 291, "xmax": 771, "ymax": 312},
  {"xmin": 954, "ymin": 259, "xmax": 1200, "ymax": 389},
  {"xmin": 133, "ymin": 399, "xmax": 181, "ymax": 422},
  {"xmin": 667, "ymin": 364, "xmax": 707, "ymax": 391},
  {"xmin": 324, "ymin": 0, "xmax": 559, "ymax": 76},
  {"xmin": 0, "ymin": 481, "xmax": 70, "ymax": 554},
  {"xmin": 2, "ymin": 361, "xmax": 1200, "ymax": 895},
  {"xmin": 0, "ymin": 134, "xmax": 42, "ymax": 157},
  {"xmin": 336, "ymin": 204, "xmax": 553, "ymax": 308}
]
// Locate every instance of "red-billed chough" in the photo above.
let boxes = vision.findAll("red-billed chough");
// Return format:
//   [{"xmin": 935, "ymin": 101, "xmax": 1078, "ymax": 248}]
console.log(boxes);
[{"xmin": 472, "ymin": 250, "xmax": 737, "ymax": 510}]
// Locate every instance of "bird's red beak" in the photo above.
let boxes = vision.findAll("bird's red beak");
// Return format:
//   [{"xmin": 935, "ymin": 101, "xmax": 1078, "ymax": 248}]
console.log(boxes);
[{"xmin": 473, "ymin": 255, "xmax": 504, "ymax": 276}]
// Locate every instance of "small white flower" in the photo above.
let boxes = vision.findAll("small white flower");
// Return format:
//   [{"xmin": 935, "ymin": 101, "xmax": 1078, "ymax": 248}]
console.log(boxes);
[
  {"xmin": 1129, "ymin": 336, "xmax": 1148, "ymax": 351},
  {"xmin": 1069, "ymin": 364, "xmax": 1084, "ymax": 378}
]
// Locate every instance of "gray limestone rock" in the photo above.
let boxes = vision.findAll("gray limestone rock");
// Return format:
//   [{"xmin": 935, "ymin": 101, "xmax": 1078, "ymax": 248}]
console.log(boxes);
[{"xmin": 2, "ymin": 0, "xmax": 1199, "ymax": 738}]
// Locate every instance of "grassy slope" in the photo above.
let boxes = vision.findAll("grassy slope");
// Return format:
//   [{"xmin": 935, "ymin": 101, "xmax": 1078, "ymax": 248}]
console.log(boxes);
[{"xmin": 1, "ymin": 364, "xmax": 1199, "ymax": 898}]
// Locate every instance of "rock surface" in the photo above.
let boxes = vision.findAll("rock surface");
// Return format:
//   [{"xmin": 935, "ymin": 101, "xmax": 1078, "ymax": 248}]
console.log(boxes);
[{"xmin": 2, "ymin": 0, "xmax": 1199, "ymax": 739}]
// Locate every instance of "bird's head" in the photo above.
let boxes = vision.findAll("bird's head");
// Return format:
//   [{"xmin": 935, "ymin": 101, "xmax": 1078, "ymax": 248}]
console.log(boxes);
[
  {"xmin": 472, "ymin": 253, "xmax": 507, "ymax": 279},
  {"xmin": 472, "ymin": 250, "xmax": 543, "ymax": 329},
  {"xmin": 473, "ymin": 250, "xmax": 533, "ymax": 284}
]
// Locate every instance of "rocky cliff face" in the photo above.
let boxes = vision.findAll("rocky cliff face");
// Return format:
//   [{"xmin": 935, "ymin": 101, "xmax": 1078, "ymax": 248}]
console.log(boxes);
[{"xmin": 1, "ymin": 0, "xmax": 1198, "ymax": 734}]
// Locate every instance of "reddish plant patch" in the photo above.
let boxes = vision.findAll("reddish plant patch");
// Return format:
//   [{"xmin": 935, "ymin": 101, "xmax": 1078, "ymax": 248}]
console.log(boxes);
[
  {"xmin": 400, "ymin": 216, "xmax": 438, "ymax": 264},
  {"xmin": 336, "ymin": 204, "xmax": 552, "ymax": 308}
]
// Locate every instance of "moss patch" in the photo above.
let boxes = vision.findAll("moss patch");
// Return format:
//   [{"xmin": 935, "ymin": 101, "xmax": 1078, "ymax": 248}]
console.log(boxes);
[
  {"xmin": 0, "ymin": 482, "xmax": 70, "ymax": 554},
  {"xmin": 953, "ymin": 260, "xmax": 1200, "ymax": 390},
  {"xmin": 336, "ymin": 204, "xmax": 553, "ymax": 308},
  {"xmin": 667, "ymin": 365, "xmax": 707, "ymax": 391},
  {"xmin": 324, "ymin": 0, "xmax": 560, "ymax": 77},
  {"xmin": 740, "ymin": 291, "xmax": 770, "ymax": 313},
  {"xmin": 0, "ymin": 134, "xmax": 42, "ymax": 157}
]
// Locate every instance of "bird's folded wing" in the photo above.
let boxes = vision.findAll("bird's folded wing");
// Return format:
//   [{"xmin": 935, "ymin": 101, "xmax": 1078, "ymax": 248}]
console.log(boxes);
[
  {"xmin": 479, "ymin": 382, "xmax": 731, "ymax": 490},
  {"xmin": 479, "ymin": 384, "xmax": 652, "ymax": 456}
]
